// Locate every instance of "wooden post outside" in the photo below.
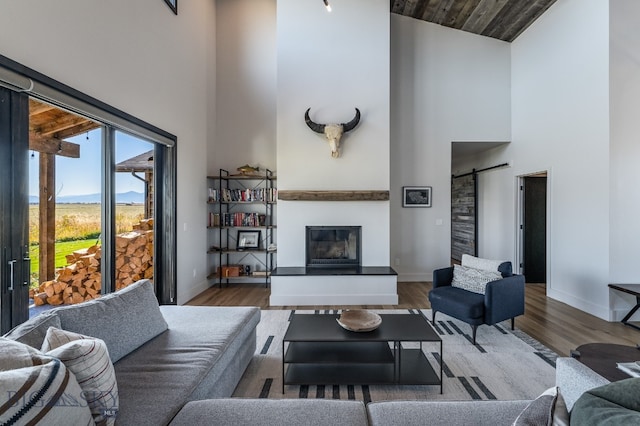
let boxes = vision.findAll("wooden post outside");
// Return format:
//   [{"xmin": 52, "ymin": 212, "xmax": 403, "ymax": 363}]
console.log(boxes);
[{"xmin": 39, "ymin": 153, "xmax": 56, "ymax": 282}]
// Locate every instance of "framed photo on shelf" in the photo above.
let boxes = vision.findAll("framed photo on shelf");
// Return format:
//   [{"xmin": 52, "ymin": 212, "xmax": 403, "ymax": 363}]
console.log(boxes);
[
  {"xmin": 237, "ymin": 230, "xmax": 261, "ymax": 250},
  {"xmin": 402, "ymin": 186, "xmax": 432, "ymax": 207},
  {"xmin": 164, "ymin": 0, "xmax": 177, "ymax": 15}
]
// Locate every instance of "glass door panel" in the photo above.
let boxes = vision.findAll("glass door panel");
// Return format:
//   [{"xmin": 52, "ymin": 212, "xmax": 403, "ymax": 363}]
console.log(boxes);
[
  {"xmin": 28, "ymin": 99, "xmax": 102, "ymax": 313},
  {"xmin": 114, "ymin": 131, "xmax": 155, "ymax": 290}
]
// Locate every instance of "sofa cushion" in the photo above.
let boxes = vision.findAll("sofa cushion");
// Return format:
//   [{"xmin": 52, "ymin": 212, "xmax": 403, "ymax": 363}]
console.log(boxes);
[
  {"xmin": 0, "ymin": 337, "xmax": 95, "ymax": 425},
  {"xmin": 42, "ymin": 328, "xmax": 119, "ymax": 426},
  {"xmin": 50, "ymin": 279, "xmax": 168, "ymax": 362},
  {"xmin": 367, "ymin": 400, "xmax": 531, "ymax": 426},
  {"xmin": 451, "ymin": 264, "xmax": 502, "ymax": 295},
  {"xmin": 114, "ymin": 306, "xmax": 260, "ymax": 426},
  {"xmin": 512, "ymin": 386, "xmax": 569, "ymax": 426},
  {"xmin": 430, "ymin": 286, "xmax": 485, "ymax": 320},
  {"xmin": 570, "ymin": 378, "xmax": 640, "ymax": 425},
  {"xmin": 2, "ymin": 311, "xmax": 61, "ymax": 349},
  {"xmin": 170, "ymin": 399, "xmax": 368, "ymax": 426}
]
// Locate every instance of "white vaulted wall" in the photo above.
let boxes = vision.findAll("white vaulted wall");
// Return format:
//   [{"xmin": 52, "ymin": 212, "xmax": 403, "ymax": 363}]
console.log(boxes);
[
  {"xmin": 390, "ymin": 15, "xmax": 511, "ymax": 280},
  {"xmin": 0, "ymin": 0, "xmax": 216, "ymax": 304},
  {"xmin": 276, "ymin": 0, "xmax": 391, "ymax": 267},
  {"xmin": 213, "ymin": 0, "xmax": 277, "ymax": 173},
  {"xmin": 609, "ymin": 0, "xmax": 640, "ymax": 320},
  {"xmin": 510, "ymin": 0, "xmax": 610, "ymax": 319}
]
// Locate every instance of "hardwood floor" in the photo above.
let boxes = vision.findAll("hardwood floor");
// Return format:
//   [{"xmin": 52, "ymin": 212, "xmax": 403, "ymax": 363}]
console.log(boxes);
[{"xmin": 187, "ymin": 282, "xmax": 639, "ymax": 356}]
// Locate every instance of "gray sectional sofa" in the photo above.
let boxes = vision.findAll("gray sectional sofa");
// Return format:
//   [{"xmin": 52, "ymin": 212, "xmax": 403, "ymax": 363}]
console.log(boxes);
[
  {"xmin": 4, "ymin": 278, "xmax": 634, "ymax": 425},
  {"xmin": 3, "ymin": 279, "xmax": 260, "ymax": 425},
  {"xmin": 170, "ymin": 357, "xmax": 612, "ymax": 426}
]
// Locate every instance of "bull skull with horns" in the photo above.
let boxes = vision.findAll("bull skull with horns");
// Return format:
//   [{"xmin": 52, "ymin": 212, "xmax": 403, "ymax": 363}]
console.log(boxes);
[{"xmin": 305, "ymin": 108, "xmax": 361, "ymax": 158}]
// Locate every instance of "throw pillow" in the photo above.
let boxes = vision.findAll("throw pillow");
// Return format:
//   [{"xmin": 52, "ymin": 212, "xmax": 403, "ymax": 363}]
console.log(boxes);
[
  {"xmin": 2, "ymin": 311, "xmax": 61, "ymax": 348},
  {"xmin": 42, "ymin": 327, "xmax": 119, "ymax": 426},
  {"xmin": 570, "ymin": 378, "xmax": 640, "ymax": 425},
  {"xmin": 0, "ymin": 337, "xmax": 95, "ymax": 425},
  {"xmin": 512, "ymin": 386, "xmax": 569, "ymax": 426},
  {"xmin": 50, "ymin": 278, "xmax": 168, "ymax": 362},
  {"xmin": 451, "ymin": 264, "xmax": 502, "ymax": 294},
  {"xmin": 461, "ymin": 254, "xmax": 504, "ymax": 273}
]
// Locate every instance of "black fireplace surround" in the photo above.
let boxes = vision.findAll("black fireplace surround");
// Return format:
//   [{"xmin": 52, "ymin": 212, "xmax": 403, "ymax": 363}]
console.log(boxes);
[{"xmin": 306, "ymin": 226, "xmax": 361, "ymax": 269}]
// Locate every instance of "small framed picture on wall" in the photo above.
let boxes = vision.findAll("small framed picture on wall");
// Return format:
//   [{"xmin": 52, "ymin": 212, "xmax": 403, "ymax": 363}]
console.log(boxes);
[
  {"xmin": 164, "ymin": 0, "xmax": 177, "ymax": 15},
  {"xmin": 403, "ymin": 186, "xmax": 432, "ymax": 207}
]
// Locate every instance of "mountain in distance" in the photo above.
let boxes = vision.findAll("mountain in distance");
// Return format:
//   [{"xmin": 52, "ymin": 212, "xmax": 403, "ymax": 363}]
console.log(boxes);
[{"xmin": 29, "ymin": 191, "xmax": 144, "ymax": 204}]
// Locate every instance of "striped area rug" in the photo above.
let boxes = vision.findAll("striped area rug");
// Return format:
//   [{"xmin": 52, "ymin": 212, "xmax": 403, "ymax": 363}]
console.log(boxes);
[{"xmin": 232, "ymin": 309, "xmax": 557, "ymax": 402}]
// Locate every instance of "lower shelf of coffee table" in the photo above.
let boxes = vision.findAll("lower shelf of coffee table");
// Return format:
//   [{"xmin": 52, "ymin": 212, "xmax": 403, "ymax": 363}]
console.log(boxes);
[{"xmin": 283, "ymin": 342, "xmax": 440, "ymax": 386}]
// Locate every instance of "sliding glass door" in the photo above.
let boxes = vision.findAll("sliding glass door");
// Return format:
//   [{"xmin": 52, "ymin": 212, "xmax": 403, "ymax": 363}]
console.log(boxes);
[{"xmin": 0, "ymin": 55, "xmax": 177, "ymax": 333}]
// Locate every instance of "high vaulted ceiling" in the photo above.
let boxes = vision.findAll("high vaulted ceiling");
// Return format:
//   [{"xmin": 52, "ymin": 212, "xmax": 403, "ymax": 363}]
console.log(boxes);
[{"xmin": 391, "ymin": 0, "xmax": 558, "ymax": 42}]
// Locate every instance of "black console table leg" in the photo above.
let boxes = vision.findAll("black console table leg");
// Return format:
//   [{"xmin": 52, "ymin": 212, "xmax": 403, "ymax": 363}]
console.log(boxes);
[{"xmin": 621, "ymin": 296, "xmax": 640, "ymax": 331}]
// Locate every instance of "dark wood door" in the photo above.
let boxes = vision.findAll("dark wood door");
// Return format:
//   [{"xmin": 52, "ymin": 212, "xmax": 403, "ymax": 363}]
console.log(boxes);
[
  {"xmin": 523, "ymin": 177, "xmax": 547, "ymax": 283},
  {"xmin": 0, "ymin": 87, "xmax": 30, "ymax": 333}
]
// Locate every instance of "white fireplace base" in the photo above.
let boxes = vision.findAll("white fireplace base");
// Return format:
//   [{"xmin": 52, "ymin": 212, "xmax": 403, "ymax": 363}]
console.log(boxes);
[{"xmin": 270, "ymin": 275, "xmax": 398, "ymax": 306}]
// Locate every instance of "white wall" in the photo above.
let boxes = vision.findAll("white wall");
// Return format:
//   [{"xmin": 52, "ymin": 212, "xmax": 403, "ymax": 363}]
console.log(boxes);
[
  {"xmin": 390, "ymin": 15, "xmax": 511, "ymax": 281},
  {"xmin": 452, "ymin": 145, "xmax": 515, "ymax": 262},
  {"xmin": 276, "ymin": 0, "xmax": 390, "ymax": 267},
  {"xmin": 509, "ymin": 0, "xmax": 610, "ymax": 319},
  {"xmin": 0, "ymin": 0, "xmax": 215, "ymax": 304},
  {"xmin": 609, "ymin": 0, "xmax": 640, "ymax": 320},
  {"xmin": 213, "ymin": 0, "xmax": 277, "ymax": 174}
]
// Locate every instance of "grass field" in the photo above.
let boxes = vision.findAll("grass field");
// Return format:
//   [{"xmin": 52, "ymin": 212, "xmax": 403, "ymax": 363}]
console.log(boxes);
[
  {"xmin": 29, "ymin": 203, "xmax": 144, "ymax": 284},
  {"xmin": 29, "ymin": 203, "xmax": 144, "ymax": 243}
]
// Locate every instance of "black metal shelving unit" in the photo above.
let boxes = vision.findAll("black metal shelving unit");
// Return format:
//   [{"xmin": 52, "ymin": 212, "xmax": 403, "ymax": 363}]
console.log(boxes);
[{"xmin": 206, "ymin": 168, "xmax": 276, "ymax": 288}]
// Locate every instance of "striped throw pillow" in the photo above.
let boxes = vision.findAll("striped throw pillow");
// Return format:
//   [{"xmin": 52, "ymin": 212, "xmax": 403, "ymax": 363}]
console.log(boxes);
[
  {"xmin": 0, "ymin": 337, "xmax": 95, "ymax": 425},
  {"xmin": 42, "ymin": 328, "xmax": 119, "ymax": 426}
]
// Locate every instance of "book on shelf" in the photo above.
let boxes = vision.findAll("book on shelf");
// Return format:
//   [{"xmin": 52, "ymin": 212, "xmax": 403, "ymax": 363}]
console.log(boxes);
[
  {"xmin": 220, "ymin": 212, "xmax": 266, "ymax": 227},
  {"xmin": 219, "ymin": 188, "xmax": 277, "ymax": 203},
  {"xmin": 208, "ymin": 188, "xmax": 219, "ymax": 203}
]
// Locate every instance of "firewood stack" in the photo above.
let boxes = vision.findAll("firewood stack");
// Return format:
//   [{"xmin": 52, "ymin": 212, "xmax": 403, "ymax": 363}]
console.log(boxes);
[
  {"xmin": 30, "ymin": 218, "xmax": 154, "ymax": 306},
  {"xmin": 115, "ymin": 218, "xmax": 154, "ymax": 290}
]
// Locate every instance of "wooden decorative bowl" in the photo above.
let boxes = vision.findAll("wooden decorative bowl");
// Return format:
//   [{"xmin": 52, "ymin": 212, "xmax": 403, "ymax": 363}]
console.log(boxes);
[{"xmin": 336, "ymin": 310, "xmax": 382, "ymax": 332}]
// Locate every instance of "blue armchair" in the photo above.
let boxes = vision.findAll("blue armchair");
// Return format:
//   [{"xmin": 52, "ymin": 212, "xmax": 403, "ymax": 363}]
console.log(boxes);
[{"xmin": 428, "ymin": 262, "xmax": 525, "ymax": 345}]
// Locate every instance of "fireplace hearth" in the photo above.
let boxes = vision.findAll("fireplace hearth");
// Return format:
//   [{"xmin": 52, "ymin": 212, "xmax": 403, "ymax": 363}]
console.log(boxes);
[{"xmin": 306, "ymin": 226, "xmax": 361, "ymax": 269}]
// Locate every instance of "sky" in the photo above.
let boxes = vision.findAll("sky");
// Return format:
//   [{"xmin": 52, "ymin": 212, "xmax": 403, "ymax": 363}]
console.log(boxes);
[{"xmin": 29, "ymin": 128, "xmax": 153, "ymax": 197}]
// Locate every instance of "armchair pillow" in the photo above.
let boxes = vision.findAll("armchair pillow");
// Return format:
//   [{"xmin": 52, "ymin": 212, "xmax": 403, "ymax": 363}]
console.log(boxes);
[
  {"xmin": 462, "ymin": 254, "xmax": 513, "ymax": 277},
  {"xmin": 451, "ymin": 264, "xmax": 502, "ymax": 295}
]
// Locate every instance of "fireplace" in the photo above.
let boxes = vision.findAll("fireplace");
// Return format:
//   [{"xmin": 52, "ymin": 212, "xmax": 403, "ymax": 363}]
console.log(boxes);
[{"xmin": 306, "ymin": 226, "xmax": 361, "ymax": 269}]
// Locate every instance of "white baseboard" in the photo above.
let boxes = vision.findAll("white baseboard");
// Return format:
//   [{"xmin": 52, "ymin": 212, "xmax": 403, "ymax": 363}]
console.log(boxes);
[
  {"xmin": 547, "ymin": 287, "xmax": 609, "ymax": 321},
  {"xmin": 177, "ymin": 279, "xmax": 209, "ymax": 305},
  {"xmin": 397, "ymin": 273, "xmax": 431, "ymax": 282}
]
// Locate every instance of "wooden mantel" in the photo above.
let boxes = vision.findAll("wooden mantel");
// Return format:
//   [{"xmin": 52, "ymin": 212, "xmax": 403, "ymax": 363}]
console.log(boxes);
[{"xmin": 278, "ymin": 190, "xmax": 389, "ymax": 201}]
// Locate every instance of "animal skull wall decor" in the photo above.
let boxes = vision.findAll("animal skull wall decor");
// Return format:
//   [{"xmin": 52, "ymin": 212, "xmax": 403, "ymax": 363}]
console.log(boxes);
[{"xmin": 304, "ymin": 108, "xmax": 361, "ymax": 158}]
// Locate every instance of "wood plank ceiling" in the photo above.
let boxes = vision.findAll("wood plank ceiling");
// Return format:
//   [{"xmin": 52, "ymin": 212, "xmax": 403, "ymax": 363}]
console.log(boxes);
[
  {"xmin": 29, "ymin": 99, "xmax": 101, "ymax": 158},
  {"xmin": 391, "ymin": 0, "xmax": 558, "ymax": 42}
]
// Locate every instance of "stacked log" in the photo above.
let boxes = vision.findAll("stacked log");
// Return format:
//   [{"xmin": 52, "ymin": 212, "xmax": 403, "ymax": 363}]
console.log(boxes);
[
  {"xmin": 30, "ymin": 219, "xmax": 154, "ymax": 305},
  {"xmin": 30, "ymin": 245, "xmax": 102, "ymax": 306},
  {"xmin": 115, "ymin": 221, "xmax": 154, "ymax": 290}
]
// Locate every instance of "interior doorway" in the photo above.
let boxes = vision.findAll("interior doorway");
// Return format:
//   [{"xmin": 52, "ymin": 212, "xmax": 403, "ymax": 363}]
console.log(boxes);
[{"xmin": 518, "ymin": 173, "xmax": 548, "ymax": 284}]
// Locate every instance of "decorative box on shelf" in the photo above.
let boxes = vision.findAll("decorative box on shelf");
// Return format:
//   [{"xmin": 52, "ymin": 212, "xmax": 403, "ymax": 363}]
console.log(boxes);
[{"xmin": 217, "ymin": 265, "xmax": 243, "ymax": 278}]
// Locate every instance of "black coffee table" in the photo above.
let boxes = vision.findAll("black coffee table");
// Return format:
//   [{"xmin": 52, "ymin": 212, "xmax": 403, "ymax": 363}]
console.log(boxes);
[{"xmin": 282, "ymin": 313, "xmax": 442, "ymax": 393}]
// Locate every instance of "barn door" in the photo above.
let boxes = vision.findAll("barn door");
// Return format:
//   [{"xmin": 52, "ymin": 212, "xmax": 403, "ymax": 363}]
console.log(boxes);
[
  {"xmin": 0, "ymin": 87, "xmax": 30, "ymax": 333},
  {"xmin": 451, "ymin": 173, "xmax": 476, "ymax": 262}
]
